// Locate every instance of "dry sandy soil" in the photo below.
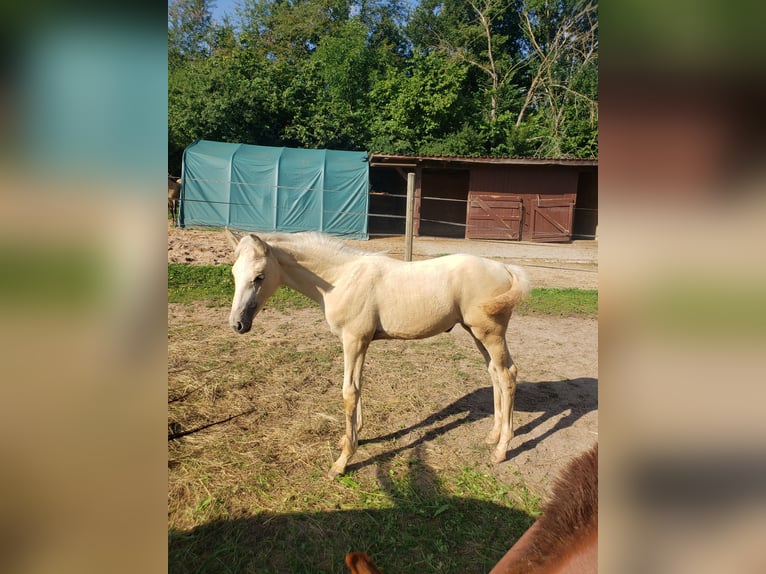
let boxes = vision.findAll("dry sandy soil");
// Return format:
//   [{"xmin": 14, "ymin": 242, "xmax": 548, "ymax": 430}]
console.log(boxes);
[{"xmin": 168, "ymin": 226, "xmax": 597, "ymax": 495}]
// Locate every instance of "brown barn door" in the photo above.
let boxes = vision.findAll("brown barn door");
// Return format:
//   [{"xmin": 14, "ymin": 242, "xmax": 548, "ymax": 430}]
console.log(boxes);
[
  {"xmin": 528, "ymin": 196, "xmax": 575, "ymax": 242},
  {"xmin": 465, "ymin": 192, "xmax": 522, "ymax": 240}
]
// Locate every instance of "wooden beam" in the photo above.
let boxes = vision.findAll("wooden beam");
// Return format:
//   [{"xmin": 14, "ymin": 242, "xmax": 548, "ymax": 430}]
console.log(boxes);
[
  {"xmin": 394, "ymin": 167, "xmax": 409, "ymax": 182},
  {"xmin": 404, "ymin": 172, "xmax": 415, "ymax": 261}
]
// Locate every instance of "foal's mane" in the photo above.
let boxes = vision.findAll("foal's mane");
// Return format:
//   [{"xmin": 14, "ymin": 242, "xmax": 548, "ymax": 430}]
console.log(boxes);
[{"xmin": 261, "ymin": 231, "xmax": 379, "ymax": 261}]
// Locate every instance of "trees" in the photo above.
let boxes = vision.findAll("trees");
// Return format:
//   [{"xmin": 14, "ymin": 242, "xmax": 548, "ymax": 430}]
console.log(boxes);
[
  {"xmin": 168, "ymin": 0, "xmax": 217, "ymax": 65},
  {"xmin": 515, "ymin": 0, "xmax": 598, "ymax": 156},
  {"xmin": 284, "ymin": 19, "xmax": 374, "ymax": 149},
  {"xmin": 167, "ymin": 0, "xmax": 598, "ymax": 164},
  {"xmin": 406, "ymin": 0, "xmax": 597, "ymax": 156},
  {"xmin": 368, "ymin": 51, "xmax": 473, "ymax": 154},
  {"xmin": 408, "ymin": 0, "xmax": 525, "ymax": 126}
]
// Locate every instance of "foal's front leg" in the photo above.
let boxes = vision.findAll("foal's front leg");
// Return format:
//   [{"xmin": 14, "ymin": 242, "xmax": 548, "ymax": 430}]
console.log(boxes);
[{"xmin": 328, "ymin": 334, "xmax": 369, "ymax": 479}]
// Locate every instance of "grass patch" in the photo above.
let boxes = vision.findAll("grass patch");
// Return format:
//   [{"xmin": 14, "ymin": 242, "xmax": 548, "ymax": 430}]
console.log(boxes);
[
  {"xmin": 168, "ymin": 264, "xmax": 234, "ymax": 306},
  {"xmin": 169, "ymin": 264, "xmax": 596, "ymax": 317},
  {"xmin": 168, "ymin": 263, "xmax": 315, "ymax": 309},
  {"xmin": 169, "ymin": 457, "xmax": 539, "ymax": 574},
  {"xmin": 266, "ymin": 285, "xmax": 316, "ymax": 311},
  {"xmin": 518, "ymin": 287, "xmax": 598, "ymax": 317}
]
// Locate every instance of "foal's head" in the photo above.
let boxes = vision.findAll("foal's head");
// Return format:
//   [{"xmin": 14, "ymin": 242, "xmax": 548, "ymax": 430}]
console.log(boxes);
[{"xmin": 227, "ymin": 230, "xmax": 281, "ymax": 334}]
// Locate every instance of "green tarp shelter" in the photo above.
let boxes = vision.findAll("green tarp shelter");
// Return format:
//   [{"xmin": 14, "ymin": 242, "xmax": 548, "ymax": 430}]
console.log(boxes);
[{"xmin": 180, "ymin": 140, "xmax": 369, "ymax": 238}]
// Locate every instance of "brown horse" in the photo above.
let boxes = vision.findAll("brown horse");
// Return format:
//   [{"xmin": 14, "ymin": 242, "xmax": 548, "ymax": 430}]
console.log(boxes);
[
  {"xmin": 345, "ymin": 444, "xmax": 597, "ymax": 574},
  {"xmin": 168, "ymin": 175, "xmax": 181, "ymax": 226},
  {"xmin": 345, "ymin": 552, "xmax": 382, "ymax": 574},
  {"xmin": 489, "ymin": 444, "xmax": 597, "ymax": 574}
]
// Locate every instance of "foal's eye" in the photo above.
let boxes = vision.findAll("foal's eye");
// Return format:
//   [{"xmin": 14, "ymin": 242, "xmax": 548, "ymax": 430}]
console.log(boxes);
[{"xmin": 254, "ymin": 274, "xmax": 265, "ymax": 283}]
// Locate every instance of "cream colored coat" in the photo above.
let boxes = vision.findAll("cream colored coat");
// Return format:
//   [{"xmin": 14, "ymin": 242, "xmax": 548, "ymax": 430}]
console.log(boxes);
[{"xmin": 226, "ymin": 229, "xmax": 530, "ymax": 478}]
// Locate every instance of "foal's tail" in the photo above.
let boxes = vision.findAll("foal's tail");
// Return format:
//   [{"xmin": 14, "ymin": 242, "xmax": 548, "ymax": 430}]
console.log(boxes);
[
  {"xmin": 480, "ymin": 264, "xmax": 530, "ymax": 318},
  {"xmin": 504, "ymin": 263, "xmax": 531, "ymax": 307}
]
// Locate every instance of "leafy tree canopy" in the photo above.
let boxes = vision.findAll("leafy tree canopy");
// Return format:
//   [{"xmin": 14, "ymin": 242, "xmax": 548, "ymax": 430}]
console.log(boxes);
[{"xmin": 168, "ymin": 0, "xmax": 597, "ymax": 173}]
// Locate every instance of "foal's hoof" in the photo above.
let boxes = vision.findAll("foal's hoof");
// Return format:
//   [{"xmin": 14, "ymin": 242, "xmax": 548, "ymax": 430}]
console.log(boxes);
[
  {"xmin": 327, "ymin": 464, "xmax": 345, "ymax": 480},
  {"xmin": 484, "ymin": 430, "xmax": 501, "ymax": 445},
  {"xmin": 491, "ymin": 449, "xmax": 507, "ymax": 464}
]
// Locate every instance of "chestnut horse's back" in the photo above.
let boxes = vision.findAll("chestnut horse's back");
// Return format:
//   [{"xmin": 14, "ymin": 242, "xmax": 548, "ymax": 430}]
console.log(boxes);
[
  {"xmin": 490, "ymin": 444, "xmax": 598, "ymax": 574},
  {"xmin": 345, "ymin": 445, "xmax": 597, "ymax": 574},
  {"xmin": 345, "ymin": 552, "xmax": 382, "ymax": 574}
]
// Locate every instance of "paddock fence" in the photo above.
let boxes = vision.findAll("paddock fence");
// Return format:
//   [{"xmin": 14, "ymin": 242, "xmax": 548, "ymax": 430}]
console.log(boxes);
[{"xmin": 176, "ymin": 175, "xmax": 598, "ymax": 246}]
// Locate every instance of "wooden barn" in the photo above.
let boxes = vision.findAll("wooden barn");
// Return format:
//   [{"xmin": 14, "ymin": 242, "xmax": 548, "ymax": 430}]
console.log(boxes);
[{"xmin": 368, "ymin": 154, "xmax": 597, "ymax": 242}]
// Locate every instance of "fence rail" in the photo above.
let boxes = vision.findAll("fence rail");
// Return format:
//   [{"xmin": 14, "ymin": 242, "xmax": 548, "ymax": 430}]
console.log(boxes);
[{"xmin": 177, "ymin": 176, "xmax": 598, "ymax": 241}]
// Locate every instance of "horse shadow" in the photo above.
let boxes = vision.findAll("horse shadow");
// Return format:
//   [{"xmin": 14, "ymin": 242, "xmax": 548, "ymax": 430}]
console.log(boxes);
[
  {"xmin": 169, "ymin": 443, "xmax": 537, "ymax": 574},
  {"xmin": 351, "ymin": 377, "xmax": 597, "ymax": 473},
  {"xmin": 168, "ymin": 379, "xmax": 597, "ymax": 573}
]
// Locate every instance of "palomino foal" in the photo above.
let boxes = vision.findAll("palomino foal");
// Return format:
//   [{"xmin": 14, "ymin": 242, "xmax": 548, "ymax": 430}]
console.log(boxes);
[{"xmin": 226, "ymin": 229, "xmax": 529, "ymax": 478}]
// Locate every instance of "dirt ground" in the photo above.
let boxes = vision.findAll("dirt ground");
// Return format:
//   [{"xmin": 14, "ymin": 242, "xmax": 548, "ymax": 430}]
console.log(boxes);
[{"xmin": 168, "ymin": 226, "xmax": 598, "ymax": 495}]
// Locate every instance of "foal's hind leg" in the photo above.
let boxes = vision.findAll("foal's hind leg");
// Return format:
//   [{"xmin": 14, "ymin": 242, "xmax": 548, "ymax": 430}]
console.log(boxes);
[
  {"xmin": 473, "ymin": 328, "xmax": 518, "ymax": 464},
  {"xmin": 486, "ymin": 335, "xmax": 518, "ymax": 464},
  {"xmin": 462, "ymin": 325, "xmax": 502, "ymax": 445}
]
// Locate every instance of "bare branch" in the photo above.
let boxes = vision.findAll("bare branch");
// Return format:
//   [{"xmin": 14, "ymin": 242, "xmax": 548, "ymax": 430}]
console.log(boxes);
[
  {"xmin": 549, "ymin": 83, "xmax": 598, "ymax": 107},
  {"xmin": 515, "ymin": 0, "xmax": 597, "ymax": 127}
]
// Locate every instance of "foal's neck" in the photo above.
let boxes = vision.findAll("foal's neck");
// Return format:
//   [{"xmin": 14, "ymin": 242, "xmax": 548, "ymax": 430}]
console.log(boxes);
[{"xmin": 266, "ymin": 234, "xmax": 359, "ymax": 304}]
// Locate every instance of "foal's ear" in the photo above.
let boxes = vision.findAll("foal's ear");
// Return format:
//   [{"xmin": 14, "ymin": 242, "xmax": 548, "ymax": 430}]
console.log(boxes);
[
  {"xmin": 248, "ymin": 234, "xmax": 270, "ymax": 255},
  {"xmin": 224, "ymin": 227, "xmax": 241, "ymax": 250}
]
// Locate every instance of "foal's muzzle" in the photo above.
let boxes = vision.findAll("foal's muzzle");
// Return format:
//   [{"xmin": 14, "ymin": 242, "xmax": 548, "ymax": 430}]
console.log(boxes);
[
  {"xmin": 230, "ymin": 303, "xmax": 257, "ymax": 334},
  {"xmin": 232, "ymin": 320, "xmax": 250, "ymax": 334}
]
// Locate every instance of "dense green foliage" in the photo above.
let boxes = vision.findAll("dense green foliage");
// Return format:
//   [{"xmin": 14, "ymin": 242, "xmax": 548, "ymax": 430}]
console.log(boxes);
[{"xmin": 168, "ymin": 0, "xmax": 597, "ymax": 173}]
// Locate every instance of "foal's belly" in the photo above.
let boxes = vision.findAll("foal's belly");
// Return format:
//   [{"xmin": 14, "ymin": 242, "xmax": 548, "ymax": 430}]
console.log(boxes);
[
  {"xmin": 373, "ymin": 307, "xmax": 459, "ymax": 340},
  {"xmin": 373, "ymin": 323, "xmax": 457, "ymax": 340}
]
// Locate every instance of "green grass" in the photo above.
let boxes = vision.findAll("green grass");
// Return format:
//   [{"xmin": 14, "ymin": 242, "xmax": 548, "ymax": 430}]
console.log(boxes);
[
  {"xmin": 168, "ymin": 263, "xmax": 315, "ymax": 309},
  {"xmin": 517, "ymin": 287, "xmax": 598, "ymax": 316},
  {"xmin": 169, "ymin": 458, "xmax": 539, "ymax": 574},
  {"xmin": 168, "ymin": 264, "xmax": 235, "ymax": 306},
  {"xmin": 168, "ymin": 264, "xmax": 597, "ymax": 317}
]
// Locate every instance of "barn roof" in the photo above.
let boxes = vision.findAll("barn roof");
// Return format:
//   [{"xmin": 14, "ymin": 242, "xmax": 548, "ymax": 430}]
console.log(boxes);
[{"xmin": 368, "ymin": 153, "xmax": 598, "ymax": 168}]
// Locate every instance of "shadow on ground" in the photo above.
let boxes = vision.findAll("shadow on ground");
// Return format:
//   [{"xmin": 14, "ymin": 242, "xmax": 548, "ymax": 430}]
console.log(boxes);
[
  {"xmin": 169, "ymin": 378, "xmax": 596, "ymax": 574},
  {"xmin": 169, "ymin": 444, "xmax": 534, "ymax": 574},
  {"xmin": 351, "ymin": 377, "xmax": 597, "ymax": 472}
]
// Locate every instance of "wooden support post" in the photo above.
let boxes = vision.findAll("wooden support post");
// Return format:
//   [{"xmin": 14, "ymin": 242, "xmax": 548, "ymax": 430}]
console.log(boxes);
[{"xmin": 404, "ymin": 172, "xmax": 415, "ymax": 262}]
